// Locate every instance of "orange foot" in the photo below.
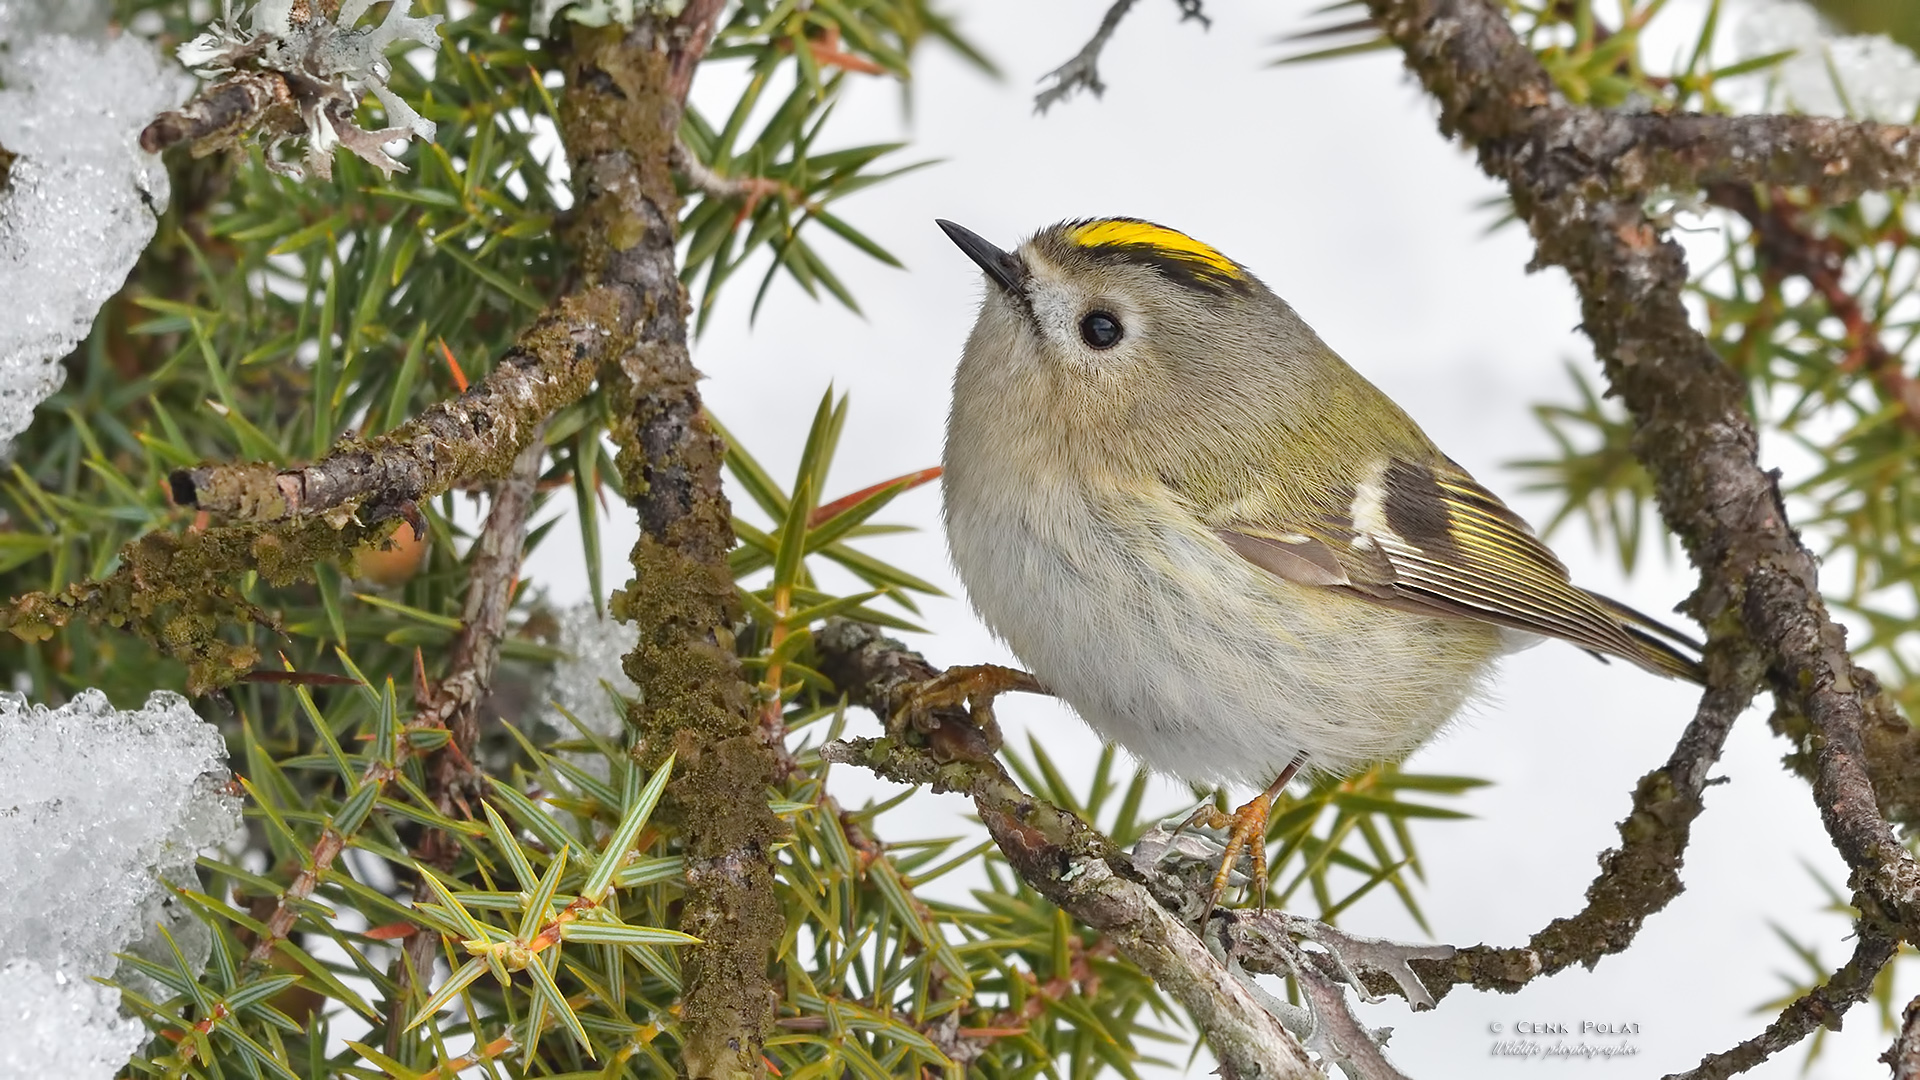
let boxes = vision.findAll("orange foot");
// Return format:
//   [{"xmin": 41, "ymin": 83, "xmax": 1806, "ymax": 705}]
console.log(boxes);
[
  {"xmin": 896, "ymin": 663, "xmax": 1047, "ymax": 751},
  {"xmin": 1179, "ymin": 755, "xmax": 1305, "ymax": 916}
]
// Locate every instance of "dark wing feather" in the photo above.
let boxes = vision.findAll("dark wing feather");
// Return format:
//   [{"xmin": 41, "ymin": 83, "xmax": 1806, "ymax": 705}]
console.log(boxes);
[{"xmin": 1220, "ymin": 457, "xmax": 1703, "ymax": 683}]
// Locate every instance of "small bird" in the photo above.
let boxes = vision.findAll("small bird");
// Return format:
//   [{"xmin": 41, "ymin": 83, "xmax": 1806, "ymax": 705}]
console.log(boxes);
[{"xmin": 934, "ymin": 217, "xmax": 1702, "ymax": 907}]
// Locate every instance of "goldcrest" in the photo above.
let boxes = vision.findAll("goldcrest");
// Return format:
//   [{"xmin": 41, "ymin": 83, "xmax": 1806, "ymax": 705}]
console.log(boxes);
[{"xmin": 935, "ymin": 217, "xmax": 1701, "ymax": 902}]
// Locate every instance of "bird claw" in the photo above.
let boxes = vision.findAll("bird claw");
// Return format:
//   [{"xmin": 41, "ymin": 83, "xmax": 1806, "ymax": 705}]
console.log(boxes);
[
  {"xmin": 1165, "ymin": 757, "xmax": 1305, "ymax": 916},
  {"xmin": 1174, "ymin": 792, "xmax": 1275, "ymax": 916},
  {"xmin": 893, "ymin": 663, "xmax": 1044, "ymax": 756}
]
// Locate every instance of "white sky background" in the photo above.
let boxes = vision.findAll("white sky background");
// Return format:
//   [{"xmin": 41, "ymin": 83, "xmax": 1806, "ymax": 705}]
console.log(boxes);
[{"xmin": 516, "ymin": 1, "xmax": 1904, "ymax": 1074}]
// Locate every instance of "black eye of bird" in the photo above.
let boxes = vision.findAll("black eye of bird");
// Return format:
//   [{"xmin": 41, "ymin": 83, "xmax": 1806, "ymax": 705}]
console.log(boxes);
[{"xmin": 1080, "ymin": 310, "xmax": 1123, "ymax": 349}]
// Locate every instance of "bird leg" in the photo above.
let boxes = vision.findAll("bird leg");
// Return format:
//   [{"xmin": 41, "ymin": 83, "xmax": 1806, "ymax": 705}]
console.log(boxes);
[
  {"xmin": 1178, "ymin": 755, "xmax": 1305, "ymax": 915},
  {"xmin": 894, "ymin": 663, "xmax": 1047, "ymax": 754}
]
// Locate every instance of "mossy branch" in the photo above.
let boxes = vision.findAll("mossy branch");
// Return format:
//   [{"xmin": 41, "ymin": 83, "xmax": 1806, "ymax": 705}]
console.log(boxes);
[
  {"xmin": 0, "ymin": 517, "xmax": 384, "ymax": 692},
  {"xmin": 1670, "ymin": 911, "xmax": 1899, "ymax": 1079},
  {"xmin": 553, "ymin": 9, "xmax": 784, "ymax": 1079},
  {"xmin": 168, "ymin": 290, "xmax": 616, "ymax": 526}
]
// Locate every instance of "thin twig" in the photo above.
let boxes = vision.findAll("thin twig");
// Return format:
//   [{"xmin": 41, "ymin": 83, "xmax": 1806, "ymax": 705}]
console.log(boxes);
[
  {"xmin": 666, "ymin": 0, "xmax": 728, "ymax": 105},
  {"xmin": 672, "ymin": 139, "xmax": 772, "ymax": 202},
  {"xmin": 815, "ymin": 620, "xmax": 1317, "ymax": 1079},
  {"xmin": 1884, "ymin": 993, "xmax": 1920, "ymax": 1079},
  {"xmin": 1034, "ymin": 0, "xmax": 1210, "ymax": 114},
  {"xmin": 388, "ymin": 429, "xmax": 548, "ymax": 1044},
  {"xmin": 1667, "ymin": 914, "xmax": 1899, "ymax": 1079},
  {"xmin": 1034, "ymin": 0, "xmax": 1135, "ymax": 113}
]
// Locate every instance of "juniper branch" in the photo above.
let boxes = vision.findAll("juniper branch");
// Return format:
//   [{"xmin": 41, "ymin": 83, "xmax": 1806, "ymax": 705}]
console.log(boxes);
[
  {"xmin": 1707, "ymin": 182, "xmax": 1920, "ymax": 434},
  {"xmin": 1886, "ymin": 992, "xmax": 1920, "ymax": 1079},
  {"xmin": 555, "ymin": 10, "xmax": 783, "ymax": 1078},
  {"xmin": 1668, "ymin": 912, "xmax": 1899, "ymax": 1079},
  {"xmin": 168, "ymin": 293, "xmax": 612, "ymax": 526},
  {"xmin": 388, "ymin": 429, "xmax": 548, "ymax": 1041},
  {"xmin": 1034, "ymin": 0, "xmax": 1211, "ymax": 114}
]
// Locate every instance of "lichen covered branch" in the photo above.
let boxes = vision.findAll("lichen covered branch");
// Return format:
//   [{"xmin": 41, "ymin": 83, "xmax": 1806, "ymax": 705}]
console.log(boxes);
[
  {"xmin": 1667, "ymin": 914, "xmax": 1898, "ymax": 1080},
  {"xmin": 1574, "ymin": 113, "xmax": 1920, "ymax": 203},
  {"xmin": 0, "ymin": 516, "xmax": 382, "ymax": 692},
  {"xmin": 1885, "ymin": 992, "xmax": 1920, "ymax": 1079},
  {"xmin": 1034, "ymin": 0, "xmax": 1211, "ymax": 114},
  {"xmin": 555, "ymin": 14, "xmax": 783, "ymax": 1080},
  {"xmin": 170, "ymin": 292, "xmax": 613, "ymax": 525}
]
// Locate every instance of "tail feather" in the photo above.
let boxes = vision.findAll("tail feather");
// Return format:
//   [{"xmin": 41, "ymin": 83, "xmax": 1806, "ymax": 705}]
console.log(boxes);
[{"xmin": 1584, "ymin": 589, "xmax": 1705, "ymax": 684}]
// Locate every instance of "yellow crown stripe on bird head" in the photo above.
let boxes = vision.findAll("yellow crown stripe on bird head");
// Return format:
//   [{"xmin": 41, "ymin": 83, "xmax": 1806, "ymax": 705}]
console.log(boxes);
[{"xmin": 1064, "ymin": 219, "xmax": 1247, "ymax": 284}]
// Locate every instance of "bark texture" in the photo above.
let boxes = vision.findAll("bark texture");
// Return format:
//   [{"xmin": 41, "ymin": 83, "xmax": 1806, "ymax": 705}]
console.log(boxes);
[
  {"xmin": 171, "ymin": 291, "xmax": 614, "ymax": 525},
  {"xmin": 556, "ymin": 9, "xmax": 783, "ymax": 1080}
]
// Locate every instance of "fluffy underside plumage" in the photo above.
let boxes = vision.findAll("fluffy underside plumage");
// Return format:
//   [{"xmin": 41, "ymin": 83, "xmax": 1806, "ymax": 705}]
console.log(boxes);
[{"xmin": 944, "ymin": 478, "xmax": 1512, "ymax": 786}]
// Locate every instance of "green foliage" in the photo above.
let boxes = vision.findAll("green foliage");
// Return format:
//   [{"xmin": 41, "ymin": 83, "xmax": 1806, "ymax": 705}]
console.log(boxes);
[
  {"xmin": 11, "ymin": 0, "xmax": 575, "ymax": 703},
  {"xmin": 1510, "ymin": 363, "xmax": 1664, "ymax": 574},
  {"xmin": 12, "ymin": 0, "xmax": 962, "ymax": 702},
  {"xmin": 678, "ymin": 0, "xmax": 995, "ymax": 329}
]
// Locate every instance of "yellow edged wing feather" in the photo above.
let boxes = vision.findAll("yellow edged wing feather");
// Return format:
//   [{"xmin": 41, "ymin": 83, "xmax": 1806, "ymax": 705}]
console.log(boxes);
[{"xmin": 1218, "ymin": 457, "xmax": 1703, "ymax": 683}]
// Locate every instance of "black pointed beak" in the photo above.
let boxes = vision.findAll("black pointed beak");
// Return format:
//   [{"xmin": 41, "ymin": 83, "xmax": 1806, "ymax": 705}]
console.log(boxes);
[{"xmin": 937, "ymin": 219, "xmax": 1025, "ymax": 296}]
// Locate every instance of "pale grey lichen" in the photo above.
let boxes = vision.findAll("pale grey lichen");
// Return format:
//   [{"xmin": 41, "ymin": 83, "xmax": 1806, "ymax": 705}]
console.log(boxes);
[
  {"xmin": 531, "ymin": 0, "xmax": 689, "ymax": 38},
  {"xmin": 164, "ymin": 0, "xmax": 444, "ymax": 179}
]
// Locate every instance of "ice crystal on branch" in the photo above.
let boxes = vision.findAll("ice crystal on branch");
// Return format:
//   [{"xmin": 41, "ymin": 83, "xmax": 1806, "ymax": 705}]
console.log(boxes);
[
  {"xmin": 144, "ymin": 0, "xmax": 444, "ymax": 180},
  {"xmin": 0, "ymin": 960, "xmax": 146, "ymax": 1080},
  {"xmin": 1736, "ymin": 0, "xmax": 1920, "ymax": 121},
  {"xmin": 0, "ymin": 16, "xmax": 185, "ymax": 446},
  {"xmin": 547, "ymin": 603, "xmax": 639, "ymax": 741}
]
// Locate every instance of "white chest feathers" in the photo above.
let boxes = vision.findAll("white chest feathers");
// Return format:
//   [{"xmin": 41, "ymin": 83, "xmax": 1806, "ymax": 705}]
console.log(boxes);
[{"xmin": 940, "ymin": 468, "xmax": 1499, "ymax": 787}]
